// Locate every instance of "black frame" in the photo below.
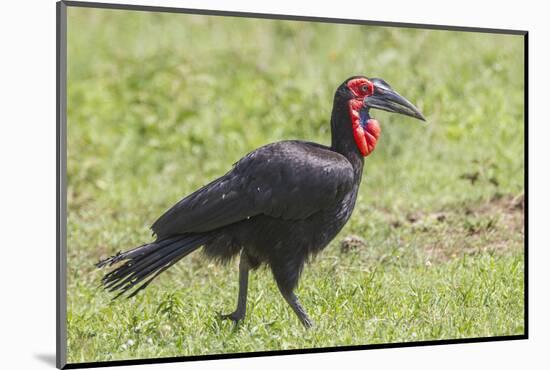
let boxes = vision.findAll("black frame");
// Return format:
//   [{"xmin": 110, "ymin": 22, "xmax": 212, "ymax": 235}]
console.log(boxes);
[{"xmin": 56, "ymin": 1, "xmax": 529, "ymax": 368}]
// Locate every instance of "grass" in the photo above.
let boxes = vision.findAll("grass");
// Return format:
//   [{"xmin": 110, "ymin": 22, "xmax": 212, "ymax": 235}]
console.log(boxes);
[{"xmin": 66, "ymin": 7, "xmax": 525, "ymax": 364}]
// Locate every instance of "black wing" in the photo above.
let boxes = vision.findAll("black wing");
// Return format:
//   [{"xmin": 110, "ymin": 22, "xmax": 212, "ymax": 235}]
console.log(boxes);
[{"xmin": 151, "ymin": 140, "xmax": 355, "ymax": 238}]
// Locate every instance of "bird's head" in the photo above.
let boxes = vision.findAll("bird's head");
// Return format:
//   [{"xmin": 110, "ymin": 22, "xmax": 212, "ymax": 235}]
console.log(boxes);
[{"xmin": 335, "ymin": 76, "xmax": 425, "ymax": 157}]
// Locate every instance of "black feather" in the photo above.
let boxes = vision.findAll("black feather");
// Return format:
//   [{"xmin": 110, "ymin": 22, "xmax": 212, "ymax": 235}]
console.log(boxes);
[{"xmin": 98, "ymin": 234, "xmax": 209, "ymax": 298}]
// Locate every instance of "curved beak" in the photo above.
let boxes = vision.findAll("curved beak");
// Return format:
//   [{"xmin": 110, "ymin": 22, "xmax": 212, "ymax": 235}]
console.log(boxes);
[{"xmin": 363, "ymin": 79, "xmax": 425, "ymax": 121}]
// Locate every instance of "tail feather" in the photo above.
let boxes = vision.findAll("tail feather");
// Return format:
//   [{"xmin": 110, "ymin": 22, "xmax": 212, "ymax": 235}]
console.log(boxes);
[
  {"xmin": 102, "ymin": 236, "xmax": 186, "ymax": 290},
  {"xmin": 97, "ymin": 234, "xmax": 209, "ymax": 298},
  {"xmin": 105, "ymin": 239, "xmax": 192, "ymax": 292}
]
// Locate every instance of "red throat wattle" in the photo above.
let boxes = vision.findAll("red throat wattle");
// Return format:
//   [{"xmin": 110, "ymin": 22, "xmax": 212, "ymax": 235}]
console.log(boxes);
[{"xmin": 347, "ymin": 99, "xmax": 381, "ymax": 157}]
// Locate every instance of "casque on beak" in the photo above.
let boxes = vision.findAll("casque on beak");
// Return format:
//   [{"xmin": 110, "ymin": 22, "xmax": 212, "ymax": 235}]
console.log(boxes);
[{"xmin": 363, "ymin": 78, "xmax": 426, "ymax": 121}]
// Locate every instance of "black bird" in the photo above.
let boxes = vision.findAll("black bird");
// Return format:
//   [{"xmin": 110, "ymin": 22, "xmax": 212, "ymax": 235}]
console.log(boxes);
[{"xmin": 97, "ymin": 76, "xmax": 425, "ymax": 328}]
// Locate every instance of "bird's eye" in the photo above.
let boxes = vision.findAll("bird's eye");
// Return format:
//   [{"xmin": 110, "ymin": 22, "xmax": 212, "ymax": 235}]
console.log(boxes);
[{"xmin": 361, "ymin": 85, "xmax": 369, "ymax": 93}]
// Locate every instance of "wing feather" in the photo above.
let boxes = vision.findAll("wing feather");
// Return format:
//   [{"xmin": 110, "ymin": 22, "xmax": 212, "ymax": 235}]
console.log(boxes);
[{"xmin": 151, "ymin": 141, "xmax": 354, "ymax": 238}]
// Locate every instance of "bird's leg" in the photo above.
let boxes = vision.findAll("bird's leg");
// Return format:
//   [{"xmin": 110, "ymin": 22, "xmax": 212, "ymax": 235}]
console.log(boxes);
[
  {"xmin": 220, "ymin": 251, "xmax": 249, "ymax": 323},
  {"xmin": 278, "ymin": 287, "xmax": 314, "ymax": 329}
]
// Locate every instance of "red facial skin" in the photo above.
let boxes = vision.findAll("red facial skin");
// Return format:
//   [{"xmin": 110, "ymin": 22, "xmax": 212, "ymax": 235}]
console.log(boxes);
[{"xmin": 346, "ymin": 78, "xmax": 380, "ymax": 157}]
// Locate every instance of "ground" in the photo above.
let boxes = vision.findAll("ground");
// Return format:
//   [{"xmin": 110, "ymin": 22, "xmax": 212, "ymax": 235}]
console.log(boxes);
[{"xmin": 65, "ymin": 8, "xmax": 525, "ymax": 363}]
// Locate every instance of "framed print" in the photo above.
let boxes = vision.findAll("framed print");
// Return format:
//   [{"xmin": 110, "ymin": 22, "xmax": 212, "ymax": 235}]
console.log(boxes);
[{"xmin": 56, "ymin": 1, "xmax": 527, "ymax": 368}]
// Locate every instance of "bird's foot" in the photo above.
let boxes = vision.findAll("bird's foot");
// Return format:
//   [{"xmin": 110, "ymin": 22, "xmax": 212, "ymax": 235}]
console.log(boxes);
[
  {"xmin": 301, "ymin": 316, "xmax": 314, "ymax": 329},
  {"xmin": 218, "ymin": 310, "xmax": 245, "ymax": 324}
]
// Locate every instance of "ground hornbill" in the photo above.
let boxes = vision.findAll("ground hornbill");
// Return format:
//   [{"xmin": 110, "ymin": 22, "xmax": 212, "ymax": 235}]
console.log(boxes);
[{"xmin": 97, "ymin": 76, "xmax": 425, "ymax": 328}]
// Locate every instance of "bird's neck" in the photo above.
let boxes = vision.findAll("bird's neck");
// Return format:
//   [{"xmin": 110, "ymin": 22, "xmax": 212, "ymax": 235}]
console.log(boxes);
[{"xmin": 330, "ymin": 100, "xmax": 365, "ymax": 180}]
